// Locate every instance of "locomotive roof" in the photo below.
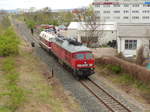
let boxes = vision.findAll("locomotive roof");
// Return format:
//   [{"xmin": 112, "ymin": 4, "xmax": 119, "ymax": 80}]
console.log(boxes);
[{"xmin": 52, "ymin": 37, "xmax": 91, "ymax": 53}]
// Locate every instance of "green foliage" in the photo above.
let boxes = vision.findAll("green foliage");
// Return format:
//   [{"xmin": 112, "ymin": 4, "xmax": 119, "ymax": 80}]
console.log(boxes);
[
  {"xmin": 16, "ymin": 9, "xmax": 75, "ymax": 28},
  {"xmin": 0, "ymin": 107, "xmax": 11, "ymax": 112},
  {"xmin": 118, "ymin": 73, "xmax": 134, "ymax": 84},
  {"xmin": 2, "ymin": 58, "xmax": 25, "ymax": 112},
  {"xmin": 25, "ymin": 20, "xmax": 36, "ymax": 29},
  {"xmin": 8, "ymin": 85, "xmax": 25, "ymax": 112},
  {"xmin": 107, "ymin": 65, "xmax": 122, "ymax": 74},
  {"xmin": 2, "ymin": 58, "xmax": 15, "ymax": 72},
  {"xmin": 0, "ymin": 28, "xmax": 20, "ymax": 56},
  {"xmin": 0, "ymin": 16, "xmax": 11, "ymax": 29}
]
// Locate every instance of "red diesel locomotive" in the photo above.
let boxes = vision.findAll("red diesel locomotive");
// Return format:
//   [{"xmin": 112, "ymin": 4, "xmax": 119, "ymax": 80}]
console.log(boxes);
[{"xmin": 39, "ymin": 31, "xmax": 95, "ymax": 78}]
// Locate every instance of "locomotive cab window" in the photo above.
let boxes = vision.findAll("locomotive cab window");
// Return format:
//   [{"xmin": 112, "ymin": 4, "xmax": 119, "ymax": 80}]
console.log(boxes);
[
  {"xmin": 75, "ymin": 54, "xmax": 84, "ymax": 59},
  {"xmin": 86, "ymin": 53, "xmax": 93, "ymax": 59}
]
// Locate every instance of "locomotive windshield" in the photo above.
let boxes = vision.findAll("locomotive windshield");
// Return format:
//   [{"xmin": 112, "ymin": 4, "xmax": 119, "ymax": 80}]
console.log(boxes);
[
  {"xmin": 75, "ymin": 54, "xmax": 84, "ymax": 59},
  {"xmin": 75, "ymin": 53, "xmax": 93, "ymax": 59},
  {"xmin": 86, "ymin": 53, "xmax": 93, "ymax": 59}
]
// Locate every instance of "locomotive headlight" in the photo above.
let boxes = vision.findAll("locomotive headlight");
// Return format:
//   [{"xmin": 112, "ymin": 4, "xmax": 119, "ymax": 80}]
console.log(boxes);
[
  {"xmin": 89, "ymin": 64, "xmax": 93, "ymax": 66},
  {"xmin": 77, "ymin": 64, "xmax": 82, "ymax": 67},
  {"xmin": 77, "ymin": 64, "xmax": 88, "ymax": 67}
]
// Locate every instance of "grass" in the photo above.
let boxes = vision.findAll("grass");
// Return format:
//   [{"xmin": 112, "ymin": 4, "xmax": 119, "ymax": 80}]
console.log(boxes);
[
  {"xmin": 0, "ymin": 16, "xmax": 20, "ymax": 57},
  {"xmin": 97, "ymin": 64, "xmax": 150, "ymax": 104},
  {"xmin": 15, "ymin": 41, "xmax": 81, "ymax": 112},
  {"xmin": 0, "ymin": 58, "xmax": 25, "ymax": 112},
  {"xmin": 0, "ymin": 16, "xmax": 80, "ymax": 112}
]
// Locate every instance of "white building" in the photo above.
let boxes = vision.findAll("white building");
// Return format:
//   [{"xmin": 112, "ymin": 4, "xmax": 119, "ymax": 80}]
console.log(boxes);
[
  {"xmin": 67, "ymin": 22, "xmax": 117, "ymax": 46},
  {"xmin": 117, "ymin": 24, "xmax": 150, "ymax": 57},
  {"xmin": 93, "ymin": 0, "xmax": 150, "ymax": 23}
]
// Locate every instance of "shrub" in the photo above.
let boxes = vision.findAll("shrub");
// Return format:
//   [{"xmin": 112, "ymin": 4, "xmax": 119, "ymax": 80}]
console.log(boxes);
[
  {"xmin": 0, "ymin": 28, "xmax": 20, "ymax": 56},
  {"xmin": 111, "ymin": 65, "xmax": 122, "ymax": 74},
  {"xmin": 96, "ymin": 56, "xmax": 150, "ymax": 84},
  {"xmin": 136, "ymin": 46, "xmax": 145, "ymax": 65}
]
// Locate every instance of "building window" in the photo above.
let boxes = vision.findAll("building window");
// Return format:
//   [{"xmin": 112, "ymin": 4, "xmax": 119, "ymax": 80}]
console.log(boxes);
[
  {"xmin": 103, "ymin": 5, "xmax": 110, "ymax": 7},
  {"xmin": 142, "ymin": 16, "xmax": 150, "ymax": 19},
  {"xmin": 113, "ymin": 16, "xmax": 120, "ymax": 19},
  {"xmin": 96, "ymin": 16, "xmax": 100, "ymax": 20},
  {"xmin": 104, "ymin": 16, "xmax": 110, "ymax": 19},
  {"xmin": 113, "ymin": 4, "xmax": 120, "ymax": 7},
  {"xmin": 142, "ymin": 10, "xmax": 150, "ymax": 13},
  {"xmin": 124, "ymin": 4, "xmax": 129, "ymax": 7},
  {"xmin": 132, "ymin": 10, "xmax": 139, "ymax": 13},
  {"xmin": 95, "ymin": 4, "xmax": 100, "ymax": 7},
  {"xmin": 124, "ymin": 10, "xmax": 129, "ymax": 13},
  {"xmin": 149, "ymin": 40, "xmax": 150, "ymax": 49},
  {"xmin": 114, "ymin": 10, "xmax": 120, "ymax": 13},
  {"xmin": 95, "ymin": 11, "xmax": 100, "ymax": 14},
  {"xmin": 125, "ymin": 40, "xmax": 137, "ymax": 50},
  {"xmin": 132, "ymin": 4, "xmax": 139, "ymax": 7},
  {"xmin": 123, "ymin": 16, "xmax": 129, "ymax": 19},
  {"xmin": 103, "ymin": 11, "xmax": 110, "ymax": 13},
  {"xmin": 132, "ymin": 16, "xmax": 139, "ymax": 19}
]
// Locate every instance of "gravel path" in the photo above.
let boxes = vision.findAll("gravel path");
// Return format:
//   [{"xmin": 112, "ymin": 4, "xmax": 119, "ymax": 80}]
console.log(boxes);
[{"xmin": 11, "ymin": 19, "xmax": 143, "ymax": 112}]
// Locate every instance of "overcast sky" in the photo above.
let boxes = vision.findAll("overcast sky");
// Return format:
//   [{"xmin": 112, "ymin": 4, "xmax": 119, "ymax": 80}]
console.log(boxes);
[{"xmin": 0, "ymin": 0, "xmax": 93, "ymax": 10}]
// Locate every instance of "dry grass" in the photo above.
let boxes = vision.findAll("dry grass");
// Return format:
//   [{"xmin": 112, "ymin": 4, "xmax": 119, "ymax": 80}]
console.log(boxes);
[
  {"xmin": 15, "ymin": 41, "xmax": 81, "ymax": 112},
  {"xmin": 0, "ymin": 40, "xmax": 81, "ymax": 112}
]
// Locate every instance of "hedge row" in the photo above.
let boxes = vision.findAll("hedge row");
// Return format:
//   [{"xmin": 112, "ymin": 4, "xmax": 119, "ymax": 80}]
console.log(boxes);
[
  {"xmin": 96, "ymin": 57, "xmax": 150, "ymax": 84},
  {"xmin": 0, "ymin": 28, "xmax": 20, "ymax": 56}
]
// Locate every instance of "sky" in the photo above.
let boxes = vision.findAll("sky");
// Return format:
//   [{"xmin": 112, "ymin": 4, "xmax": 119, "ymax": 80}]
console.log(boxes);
[{"xmin": 0, "ymin": 0, "xmax": 93, "ymax": 10}]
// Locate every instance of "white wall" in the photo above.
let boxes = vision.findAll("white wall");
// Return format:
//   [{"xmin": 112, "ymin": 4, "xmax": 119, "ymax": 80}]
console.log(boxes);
[
  {"xmin": 99, "ymin": 30, "xmax": 117, "ymax": 45},
  {"xmin": 118, "ymin": 37, "xmax": 150, "ymax": 57},
  {"xmin": 67, "ymin": 29, "xmax": 117, "ymax": 45}
]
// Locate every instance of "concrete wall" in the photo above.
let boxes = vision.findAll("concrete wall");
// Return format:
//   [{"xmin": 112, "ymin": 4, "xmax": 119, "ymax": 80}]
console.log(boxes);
[{"xmin": 66, "ymin": 29, "xmax": 117, "ymax": 45}]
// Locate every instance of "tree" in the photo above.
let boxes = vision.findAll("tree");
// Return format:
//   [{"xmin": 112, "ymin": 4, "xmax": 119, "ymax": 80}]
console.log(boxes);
[
  {"xmin": 136, "ymin": 46, "xmax": 145, "ymax": 65},
  {"xmin": 76, "ymin": 6, "xmax": 104, "ymax": 47}
]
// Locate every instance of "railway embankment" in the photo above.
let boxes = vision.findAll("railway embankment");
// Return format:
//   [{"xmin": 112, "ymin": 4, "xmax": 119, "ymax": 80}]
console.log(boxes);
[
  {"xmin": 0, "ymin": 16, "xmax": 81, "ymax": 112},
  {"xmin": 96, "ymin": 56, "xmax": 150, "ymax": 112}
]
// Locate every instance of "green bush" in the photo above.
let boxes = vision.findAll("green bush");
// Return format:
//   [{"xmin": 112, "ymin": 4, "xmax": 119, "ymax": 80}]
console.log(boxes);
[
  {"xmin": 107, "ymin": 65, "xmax": 122, "ymax": 74},
  {"xmin": 2, "ymin": 58, "xmax": 15, "ymax": 72},
  {"xmin": 0, "ymin": 28, "xmax": 20, "ymax": 56}
]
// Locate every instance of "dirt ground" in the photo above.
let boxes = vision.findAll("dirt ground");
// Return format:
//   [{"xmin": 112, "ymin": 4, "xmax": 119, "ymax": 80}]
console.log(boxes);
[{"xmin": 91, "ymin": 48, "xmax": 117, "ymax": 58}]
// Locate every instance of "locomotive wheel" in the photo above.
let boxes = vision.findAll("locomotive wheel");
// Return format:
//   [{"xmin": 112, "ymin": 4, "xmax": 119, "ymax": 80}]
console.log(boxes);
[
  {"xmin": 75, "ymin": 75, "xmax": 80, "ymax": 81},
  {"xmin": 73, "ymin": 71, "xmax": 80, "ymax": 80}
]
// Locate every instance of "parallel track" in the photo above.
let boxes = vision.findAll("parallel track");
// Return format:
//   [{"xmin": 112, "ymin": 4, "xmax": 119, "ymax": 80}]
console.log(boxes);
[{"xmin": 80, "ymin": 78, "xmax": 132, "ymax": 112}]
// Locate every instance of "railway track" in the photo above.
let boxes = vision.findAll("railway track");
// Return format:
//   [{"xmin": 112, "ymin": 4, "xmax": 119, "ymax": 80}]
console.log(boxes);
[
  {"xmin": 13, "ymin": 19, "xmax": 140, "ymax": 112},
  {"xmin": 80, "ymin": 78, "xmax": 132, "ymax": 112}
]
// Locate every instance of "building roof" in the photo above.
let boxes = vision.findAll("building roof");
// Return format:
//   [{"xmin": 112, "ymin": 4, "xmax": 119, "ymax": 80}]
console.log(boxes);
[
  {"xmin": 68, "ymin": 22, "xmax": 117, "ymax": 31},
  {"xmin": 118, "ymin": 24, "xmax": 150, "ymax": 37}
]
